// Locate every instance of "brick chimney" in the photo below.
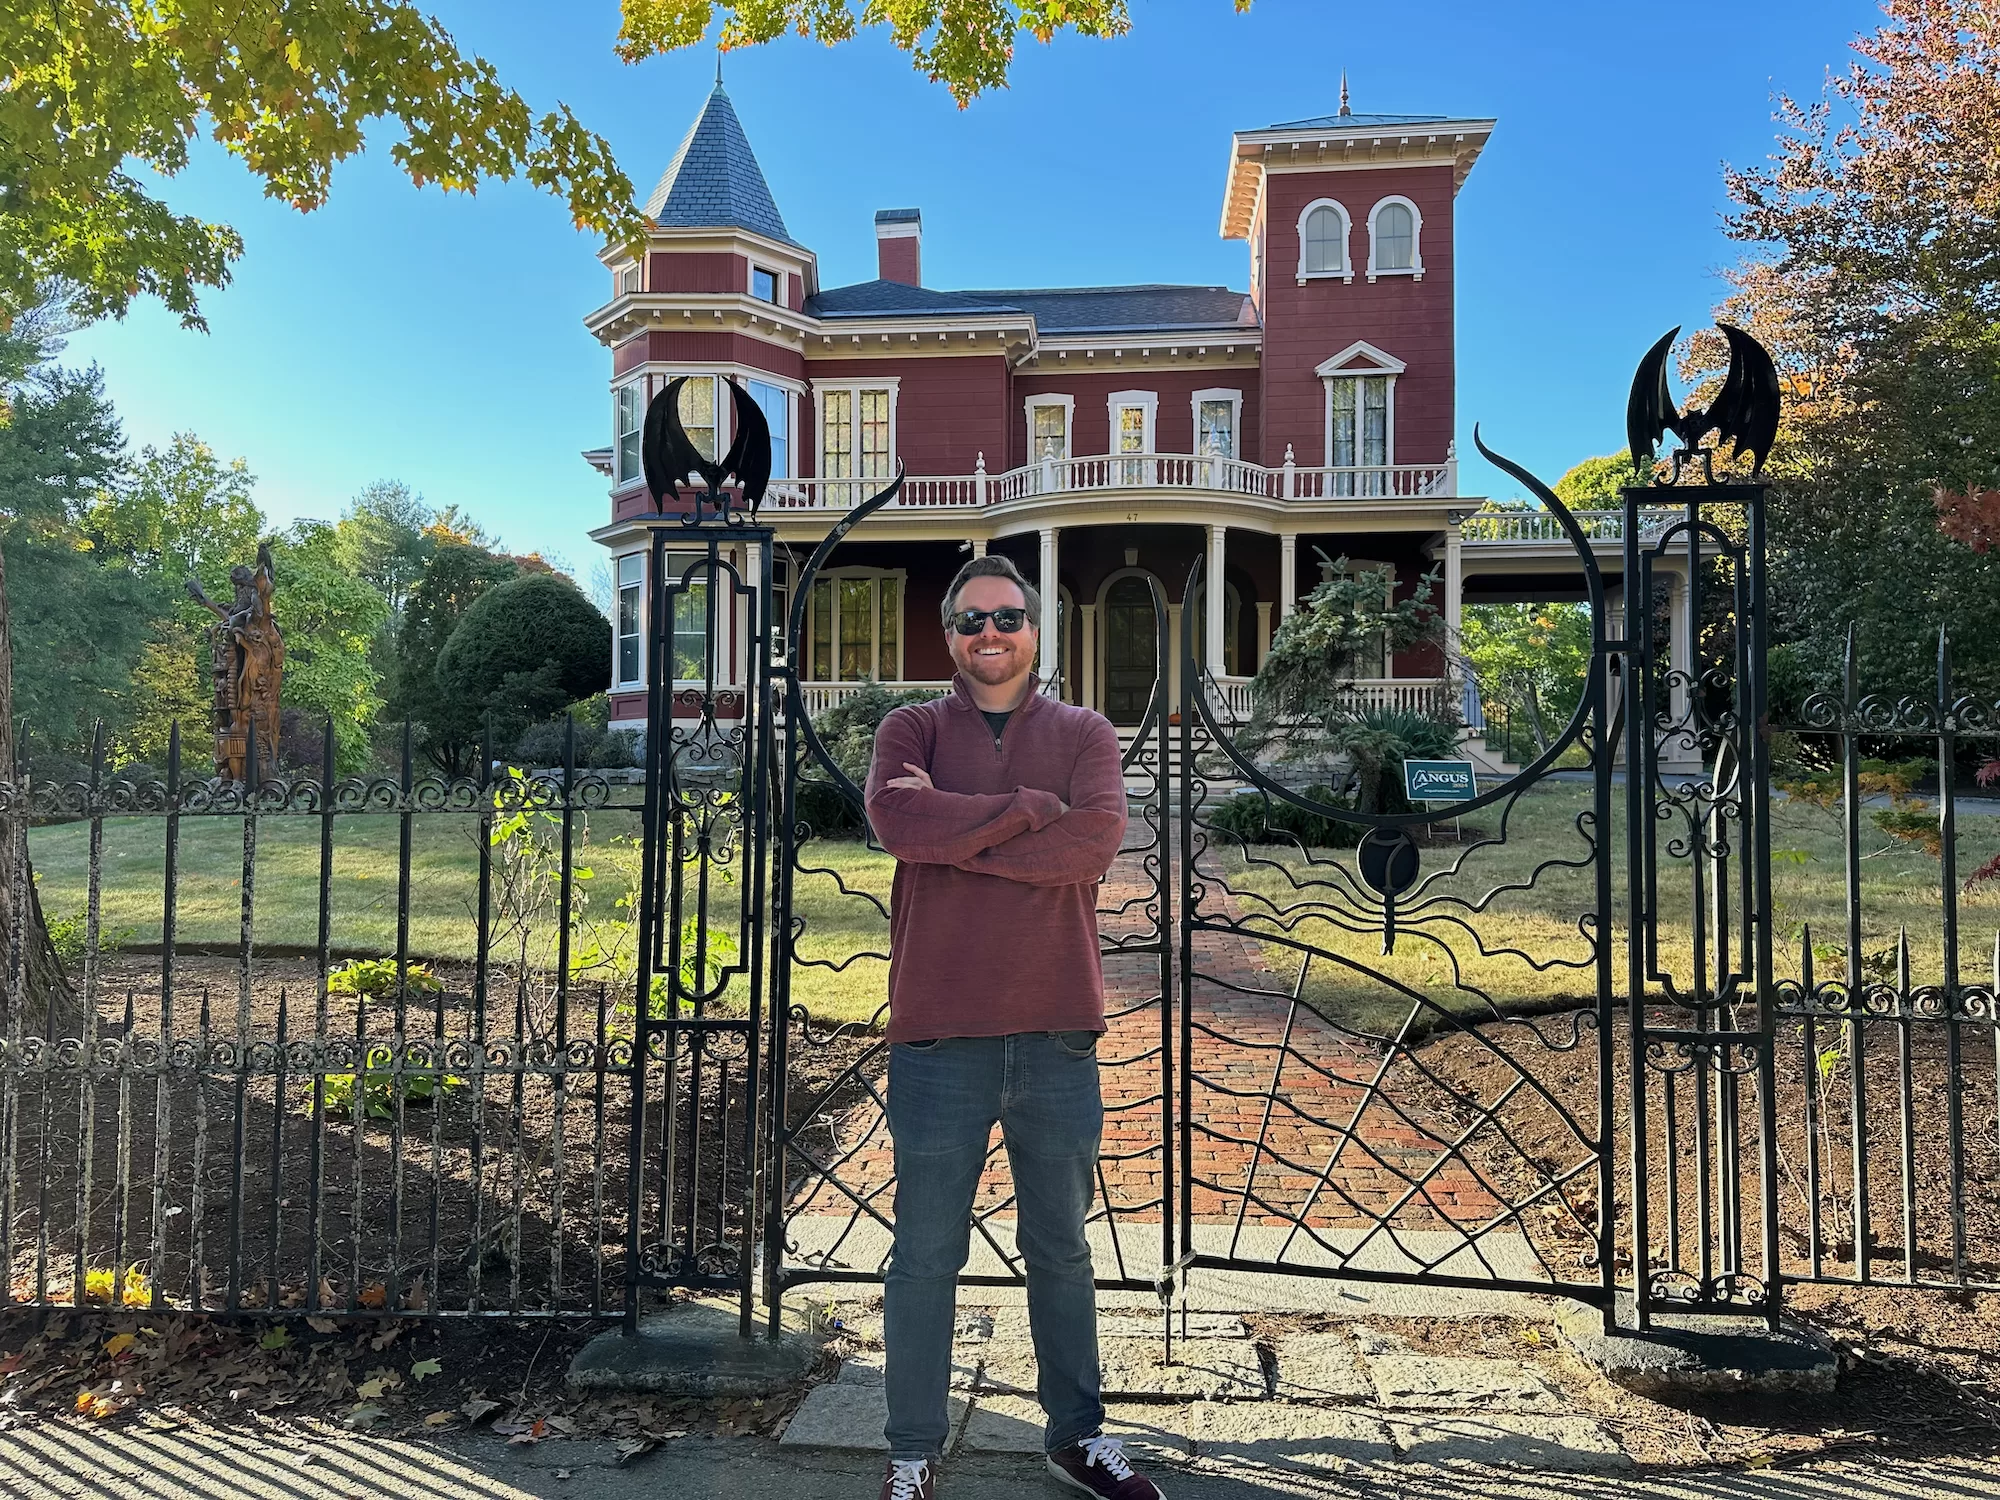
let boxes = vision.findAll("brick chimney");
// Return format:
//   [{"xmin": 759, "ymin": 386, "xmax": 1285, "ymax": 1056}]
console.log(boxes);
[{"xmin": 875, "ymin": 208, "xmax": 922, "ymax": 286}]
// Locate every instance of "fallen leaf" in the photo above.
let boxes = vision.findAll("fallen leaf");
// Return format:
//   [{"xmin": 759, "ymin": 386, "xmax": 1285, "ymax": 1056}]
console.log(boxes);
[
  {"xmin": 409, "ymin": 1358, "xmax": 442, "ymax": 1384},
  {"xmin": 103, "ymin": 1334, "xmax": 137, "ymax": 1359},
  {"xmin": 614, "ymin": 1437, "xmax": 656, "ymax": 1465},
  {"xmin": 461, "ymin": 1396, "xmax": 504, "ymax": 1424},
  {"xmin": 401, "ymin": 1277, "xmax": 427, "ymax": 1312},
  {"xmin": 343, "ymin": 1404, "xmax": 385, "ymax": 1430},
  {"xmin": 369, "ymin": 1324, "xmax": 403, "ymax": 1351},
  {"xmin": 1747, "ymin": 1453, "xmax": 1775, "ymax": 1470},
  {"xmin": 553, "ymin": 1469, "xmax": 572, "ymax": 1481},
  {"xmin": 423, "ymin": 1411, "xmax": 456, "ymax": 1428},
  {"xmin": 543, "ymin": 1414, "xmax": 576, "ymax": 1435},
  {"xmin": 259, "ymin": 1328, "xmax": 291, "ymax": 1351},
  {"xmin": 357, "ymin": 1284, "xmax": 388, "ymax": 1310},
  {"xmin": 306, "ymin": 1317, "xmax": 340, "ymax": 1335}
]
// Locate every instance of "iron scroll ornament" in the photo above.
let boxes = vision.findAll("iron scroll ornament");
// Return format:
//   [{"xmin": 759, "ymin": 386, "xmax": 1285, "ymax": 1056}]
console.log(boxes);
[
  {"xmin": 1183, "ymin": 425, "xmax": 1609, "ymax": 831},
  {"xmin": 1626, "ymin": 323, "xmax": 1781, "ymax": 477},
  {"xmin": 643, "ymin": 375, "xmax": 774, "ymax": 524}
]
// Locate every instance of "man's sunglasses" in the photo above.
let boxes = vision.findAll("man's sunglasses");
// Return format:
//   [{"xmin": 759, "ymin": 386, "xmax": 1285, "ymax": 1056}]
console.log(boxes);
[{"xmin": 949, "ymin": 607, "xmax": 1030, "ymax": 636}]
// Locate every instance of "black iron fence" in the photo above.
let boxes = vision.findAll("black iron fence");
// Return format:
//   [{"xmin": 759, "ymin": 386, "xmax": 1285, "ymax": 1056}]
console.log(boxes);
[{"xmin": 1, "ymin": 723, "xmax": 644, "ymax": 1318}]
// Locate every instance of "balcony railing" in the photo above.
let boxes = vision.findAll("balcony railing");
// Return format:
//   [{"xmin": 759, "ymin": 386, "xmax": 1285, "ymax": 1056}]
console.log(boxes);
[
  {"xmin": 795, "ymin": 675, "xmax": 1449, "ymax": 721},
  {"xmin": 1458, "ymin": 508, "xmax": 1679, "ymax": 544},
  {"xmin": 758, "ymin": 452, "xmax": 1456, "ymax": 512}
]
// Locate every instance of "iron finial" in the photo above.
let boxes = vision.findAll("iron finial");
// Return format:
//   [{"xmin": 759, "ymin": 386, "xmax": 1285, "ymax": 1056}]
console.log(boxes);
[{"xmin": 1339, "ymin": 71, "xmax": 1351, "ymax": 116}]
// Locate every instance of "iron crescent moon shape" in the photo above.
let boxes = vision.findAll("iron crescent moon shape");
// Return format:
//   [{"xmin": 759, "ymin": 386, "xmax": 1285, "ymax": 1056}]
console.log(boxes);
[
  {"xmin": 1626, "ymin": 327, "xmax": 1682, "ymax": 472},
  {"xmin": 1714, "ymin": 323, "xmax": 1781, "ymax": 474},
  {"xmin": 722, "ymin": 377, "xmax": 772, "ymax": 508}
]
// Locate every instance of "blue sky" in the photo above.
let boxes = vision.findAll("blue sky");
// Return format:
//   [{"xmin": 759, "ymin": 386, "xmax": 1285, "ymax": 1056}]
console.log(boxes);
[{"xmin": 66, "ymin": 0, "xmax": 1884, "ymax": 579}]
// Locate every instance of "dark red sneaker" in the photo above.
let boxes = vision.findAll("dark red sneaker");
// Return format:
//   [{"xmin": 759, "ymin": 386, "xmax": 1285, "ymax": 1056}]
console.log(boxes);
[
  {"xmin": 1046, "ymin": 1434, "xmax": 1164, "ymax": 1499},
  {"xmin": 879, "ymin": 1458, "xmax": 935, "ymax": 1500}
]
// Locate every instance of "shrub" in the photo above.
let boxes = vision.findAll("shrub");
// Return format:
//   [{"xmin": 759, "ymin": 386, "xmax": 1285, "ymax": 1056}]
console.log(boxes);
[
  {"xmin": 795, "ymin": 682, "xmax": 944, "ymax": 836},
  {"xmin": 435, "ymin": 573, "xmax": 611, "ymax": 754},
  {"xmin": 1335, "ymin": 708, "xmax": 1463, "ymax": 814},
  {"xmin": 1206, "ymin": 785, "xmax": 1361, "ymax": 848}
]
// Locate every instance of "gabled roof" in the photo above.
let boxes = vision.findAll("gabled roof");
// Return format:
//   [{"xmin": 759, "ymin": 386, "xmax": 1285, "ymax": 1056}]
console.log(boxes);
[
  {"xmin": 644, "ymin": 83, "xmax": 799, "ymax": 247},
  {"xmin": 805, "ymin": 281, "xmax": 1252, "ymax": 334}
]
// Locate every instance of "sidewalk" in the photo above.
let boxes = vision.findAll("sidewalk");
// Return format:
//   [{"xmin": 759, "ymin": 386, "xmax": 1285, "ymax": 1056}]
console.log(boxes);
[{"xmin": 0, "ymin": 1415, "xmax": 1987, "ymax": 1500}]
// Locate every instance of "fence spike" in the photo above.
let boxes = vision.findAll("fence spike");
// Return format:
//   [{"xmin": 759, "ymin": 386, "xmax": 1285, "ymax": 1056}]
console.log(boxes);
[
  {"xmin": 1800, "ymin": 923, "xmax": 1814, "ymax": 991},
  {"xmin": 1897, "ymin": 926, "xmax": 1911, "ymax": 994},
  {"xmin": 1843, "ymin": 621, "xmax": 1858, "ymax": 709}
]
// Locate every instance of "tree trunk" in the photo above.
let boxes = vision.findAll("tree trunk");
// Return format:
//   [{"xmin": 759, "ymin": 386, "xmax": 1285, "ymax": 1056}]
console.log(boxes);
[{"xmin": 0, "ymin": 538, "xmax": 81, "ymax": 1036}]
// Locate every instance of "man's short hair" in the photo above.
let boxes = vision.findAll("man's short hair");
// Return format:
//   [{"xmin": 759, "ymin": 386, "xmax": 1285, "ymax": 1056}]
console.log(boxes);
[{"xmin": 940, "ymin": 554, "xmax": 1041, "ymax": 627}]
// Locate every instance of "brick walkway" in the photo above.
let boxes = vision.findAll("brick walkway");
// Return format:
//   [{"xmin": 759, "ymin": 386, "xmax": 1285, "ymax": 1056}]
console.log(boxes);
[{"xmin": 788, "ymin": 835, "xmax": 1517, "ymax": 1240}]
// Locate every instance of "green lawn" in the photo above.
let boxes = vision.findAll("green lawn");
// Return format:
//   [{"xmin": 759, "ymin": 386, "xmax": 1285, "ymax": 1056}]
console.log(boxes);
[
  {"xmin": 29, "ymin": 811, "xmax": 898, "ymax": 1027},
  {"xmin": 1205, "ymin": 782, "xmax": 2000, "ymax": 1039},
  {"xmin": 30, "ymin": 782, "xmax": 1994, "ymax": 1037}
]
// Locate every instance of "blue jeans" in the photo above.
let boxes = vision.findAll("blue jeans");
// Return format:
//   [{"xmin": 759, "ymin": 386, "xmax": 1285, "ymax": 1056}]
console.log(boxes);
[{"xmin": 882, "ymin": 1031, "xmax": 1105, "ymax": 1462}]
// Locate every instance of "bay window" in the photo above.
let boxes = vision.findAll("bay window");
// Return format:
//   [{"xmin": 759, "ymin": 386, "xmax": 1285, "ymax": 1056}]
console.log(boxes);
[
  {"xmin": 616, "ymin": 552, "xmax": 644, "ymax": 685},
  {"xmin": 615, "ymin": 383, "xmax": 644, "ymax": 485},
  {"xmin": 665, "ymin": 552, "xmax": 714, "ymax": 682},
  {"xmin": 748, "ymin": 378, "xmax": 790, "ymax": 477}
]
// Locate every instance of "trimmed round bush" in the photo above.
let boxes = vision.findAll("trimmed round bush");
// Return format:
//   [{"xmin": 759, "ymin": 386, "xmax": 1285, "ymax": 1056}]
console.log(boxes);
[{"xmin": 435, "ymin": 574, "xmax": 610, "ymax": 752}]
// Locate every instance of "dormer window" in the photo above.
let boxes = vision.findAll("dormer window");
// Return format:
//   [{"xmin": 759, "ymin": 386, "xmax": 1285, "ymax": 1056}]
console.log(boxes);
[
  {"xmin": 1297, "ymin": 199, "xmax": 1352, "ymax": 280},
  {"xmin": 751, "ymin": 265, "xmax": 780, "ymax": 304},
  {"xmin": 1368, "ymin": 197, "xmax": 1423, "ymax": 279},
  {"xmin": 621, "ymin": 264, "xmax": 642, "ymax": 294}
]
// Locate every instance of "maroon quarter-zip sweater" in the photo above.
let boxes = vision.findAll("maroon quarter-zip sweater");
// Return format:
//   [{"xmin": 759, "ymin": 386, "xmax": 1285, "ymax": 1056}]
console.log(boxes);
[{"xmin": 862, "ymin": 674, "xmax": 1128, "ymax": 1043}]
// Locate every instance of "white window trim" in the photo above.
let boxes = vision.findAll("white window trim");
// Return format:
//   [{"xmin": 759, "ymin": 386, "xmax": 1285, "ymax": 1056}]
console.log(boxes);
[
  {"xmin": 612, "ymin": 377, "xmax": 648, "ymax": 490},
  {"xmin": 812, "ymin": 378, "xmax": 901, "ymax": 480},
  {"xmin": 1317, "ymin": 345, "xmax": 1403, "ymax": 470},
  {"xmin": 619, "ymin": 262, "xmax": 642, "ymax": 295},
  {"xmin": 1366, "ymin": 195, "xmax": 1424, "ymax": 282},
  {"xmin": 1294, "ymin": 197, "xmax": 1354, "ymax": 283},
  {"xmin": 748, "ymin": 261, "xmax": 784, "ymax": 304},
  {"xmin": 803, "ymin": 566, "xmax": 909, "ymax": 683},
  {"xmin": 1190, "ymin": 388, "xmax": 1243, "ymax": 459},
  {"xmin": 1106, "ymin": 390, "xmax": 1158, "ymax": 454},
  {"xmin": 1024, "ymin": 393, "xmax": 1075, "ymax": 462},
  {"xmin": 613, "ymin": 549, "xmax": 646, "ymax": 688},
  {"xmin": 661, "ymin": 548, "xmax": 736, "ymax": 687},
  {"xmin": 743, "ymin": 375, "xmax": 799, "ymax": 480}
]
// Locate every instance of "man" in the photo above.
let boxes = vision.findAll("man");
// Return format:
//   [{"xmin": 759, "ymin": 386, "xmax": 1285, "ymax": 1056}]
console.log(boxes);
[{"xmin": 863, "ymin": 556, "xmax": 1160, "ymax": 1500}]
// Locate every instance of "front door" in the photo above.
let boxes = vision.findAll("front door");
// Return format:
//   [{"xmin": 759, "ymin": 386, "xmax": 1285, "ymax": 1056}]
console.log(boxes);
[{"xmin": 1102, "ymin": 574, "xmax": 1158, "ymax": 724}]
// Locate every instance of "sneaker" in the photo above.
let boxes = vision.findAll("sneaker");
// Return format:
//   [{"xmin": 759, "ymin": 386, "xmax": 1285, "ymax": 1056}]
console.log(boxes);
[
  {"xmin": 1045, "ymin": 1434, "xmax": 1164, "ymax": 1499},
  {"xmin": 879, "ymin": 1457, "xmax": 935, "ymax": 1500}
]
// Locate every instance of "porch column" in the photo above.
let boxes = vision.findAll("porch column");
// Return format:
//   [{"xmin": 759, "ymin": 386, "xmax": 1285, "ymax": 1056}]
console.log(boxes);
[
  {"xmin": 971, "ymin": 538, "xmax": 987, "ymax": 558},
  {"xmin": 1279, "ymin": 532, "xmax": 1298, "ymax": 621},
  {"xmin": 1255, "ymin": 601, "xmax": 1272, "ymax": 670},
  {"xmin": 1205, "ymin": 524, "xmax": 1227, "ymax": 674},
  {"xmin": 741, "ymin": 541, "xmax": 760, "ymax": 684},
  {"xmin": 1165, "ymin": 604, "xmax": 1183, "ymax": 712},
  {"xmin": 1443, "ymin": 525, "xmax": 1463, "ymax": 648},
  {"xmin": 1038, "ymin": 526, "xmax": 1061, "ymax": 678},
  {"xmin": 1079, "ymin": 603, "xmax": 1098, "ymax": 710},
  {"xmin": 1605, "ymin": 584, "xmax": 1625, "ymax": 758},
  {"xmin": 1668, "ymin": 568, "xmax": 1693, "ymax": 729}
]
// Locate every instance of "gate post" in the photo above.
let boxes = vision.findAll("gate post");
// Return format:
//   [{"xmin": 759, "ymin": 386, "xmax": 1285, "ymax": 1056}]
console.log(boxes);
[{"xmin": 1617, "ymin": 325, "xmax": 1784, "ymax": 1333}]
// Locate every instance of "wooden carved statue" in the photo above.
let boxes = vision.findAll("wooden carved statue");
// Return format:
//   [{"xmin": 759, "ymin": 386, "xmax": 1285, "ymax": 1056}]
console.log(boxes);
[{"xmin": 187, "ymin": 542, "xmax": 284, "ymax": 781}]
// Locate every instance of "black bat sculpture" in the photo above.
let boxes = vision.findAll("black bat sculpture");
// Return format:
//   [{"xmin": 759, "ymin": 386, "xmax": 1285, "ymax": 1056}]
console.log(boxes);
[
  {"xmin": 1626, "ymin": 323, "xmax": 1781, "ymax": 476},
  {"xmin": 642, "ymin": 375, "xmax": 774, "ymax": 517}
]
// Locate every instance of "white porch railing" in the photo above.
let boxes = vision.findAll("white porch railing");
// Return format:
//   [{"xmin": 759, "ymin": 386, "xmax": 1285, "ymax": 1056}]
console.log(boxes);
[
  {"xmin": 1205, "ymin": 676, "xmax": 1451, "ymax": 720},
  {"xmin": 756, "ymin": 453, "xmax": 1457, "ymax": 511},
  {"xmin": 1458, "ymin": 508, "xmax": 1679, "ymax": 544},
  {"xmin": 796, "ymin": 680, "xmax": 952, "ymax": 716}
]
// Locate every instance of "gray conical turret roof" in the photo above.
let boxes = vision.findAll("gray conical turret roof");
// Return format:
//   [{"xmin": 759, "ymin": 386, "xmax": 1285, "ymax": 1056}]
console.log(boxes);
[{"xmin": 644, "ymin": 83, "xmax": 798, "ymax": 246}]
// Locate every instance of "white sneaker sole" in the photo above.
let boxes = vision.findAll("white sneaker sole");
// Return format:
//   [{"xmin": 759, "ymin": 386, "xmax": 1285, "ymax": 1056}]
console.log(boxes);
[{"xmin": 1044, "ymin": 1454, "xmax": 1164, "ymax": 1499}]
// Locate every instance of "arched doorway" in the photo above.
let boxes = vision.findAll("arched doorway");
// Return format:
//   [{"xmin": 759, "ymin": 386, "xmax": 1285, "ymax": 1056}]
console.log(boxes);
[{"xmin": 1101, "ymin": 574, "xmax": 1158, "ymax": 724}]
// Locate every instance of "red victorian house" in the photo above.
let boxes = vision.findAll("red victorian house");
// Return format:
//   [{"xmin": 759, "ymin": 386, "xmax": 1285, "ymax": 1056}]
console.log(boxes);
[{"xmin": 584, "ymin": 83, "xmax": 1646, "ymax": 754}]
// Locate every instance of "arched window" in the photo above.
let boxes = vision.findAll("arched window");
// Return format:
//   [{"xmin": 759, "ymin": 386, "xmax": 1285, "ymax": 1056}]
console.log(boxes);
[
  {"xmin": 1368, "ymin": 197, "xmax": 1423, "ymax": 278},
  {"xmin": 1296, "ymin": 199, "xmax": 1351, "ymax": 279}
]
